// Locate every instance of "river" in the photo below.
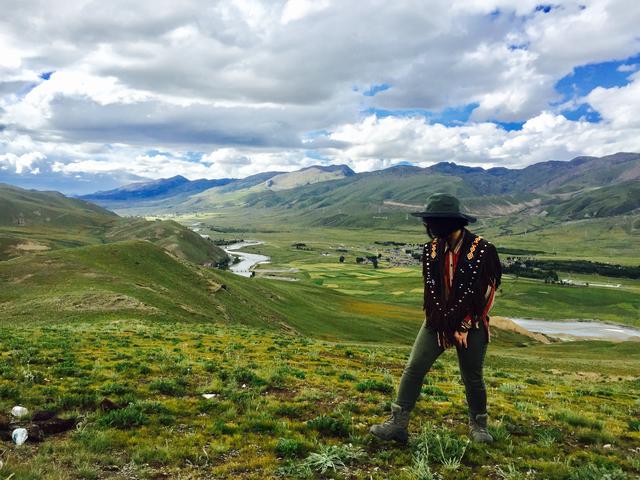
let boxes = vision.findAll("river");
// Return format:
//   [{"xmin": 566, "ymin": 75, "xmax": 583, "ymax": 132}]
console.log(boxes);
[
  {"xmin": 218, "ymin": 239, "xmax": 639, "ymax": 340},
  {"xmin": 223, "ymin": 241, "xmax": 270, "ymax": 277},
  {"xmin": 507, "ymin": 317, "xmax": 640, "ymax": 342}
]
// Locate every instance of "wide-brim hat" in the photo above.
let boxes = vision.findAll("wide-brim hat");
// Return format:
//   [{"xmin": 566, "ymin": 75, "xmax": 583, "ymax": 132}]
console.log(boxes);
[{"xmin": 410, "ymin": 192, "xmax": 477, "ymax": 223}]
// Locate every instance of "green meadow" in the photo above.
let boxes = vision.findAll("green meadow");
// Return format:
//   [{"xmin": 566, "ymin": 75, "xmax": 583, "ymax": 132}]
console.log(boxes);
[
  {"xmin": 0, "ymin": 209, "xmax": 639, "ymax": 478},
  {"xmin": 2, "ymin": 318, "xmax": 639, "ymax": 479}
]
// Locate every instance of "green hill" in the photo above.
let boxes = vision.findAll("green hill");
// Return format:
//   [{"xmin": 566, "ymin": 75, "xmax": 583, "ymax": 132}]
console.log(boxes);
[
  {"xmin": 543, "ymin": 180, "xmax": 640, "ymax": 219},
  {"xmin": 0, "ymin": 184, "xmax": 229, "ymax": 265},
  {"xmin": 0, "ymin": 239, "xmax": 538, "ymax": 346},
  {"xmin": 0, "ymin": 241, "xmax": 638, "ymax": 479},
  {"xmin": 0, "ymin": 183, "xmax": 118, "ymax": 227}
]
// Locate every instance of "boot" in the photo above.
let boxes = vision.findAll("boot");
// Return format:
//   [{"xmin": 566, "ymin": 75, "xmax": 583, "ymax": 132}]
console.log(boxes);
[
  {"xmin": 369, "ymin": 402, "xmax": 410, "ymax": 444},
  {"xmin": 468, "ymin": 412, "xmax": 494, "ymax": 443}
]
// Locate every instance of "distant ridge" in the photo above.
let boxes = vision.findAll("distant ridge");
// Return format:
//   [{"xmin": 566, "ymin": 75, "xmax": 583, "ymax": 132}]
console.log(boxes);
[
  {"xmin": 72, "ymin": 152, "xmax": 640, "ymax": 221},
  {"xmin": 265, "ymin": 164, "xmax": 355, "ymax": 191},
  {"xmin": 79, "ymin": 175, "xmax": 233, "ymax": 202}
]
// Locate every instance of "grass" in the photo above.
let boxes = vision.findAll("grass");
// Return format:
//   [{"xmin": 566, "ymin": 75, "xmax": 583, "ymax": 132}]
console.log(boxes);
[
  {"xmin": 0, "ymin": 319, "xmax": 637, "ymax": 479},
  {"xmin": 181, "ymin": 224, "xmax": 640, "ymax": 328},
  {"xmin": 0, "ymin": 195, "xmax": 639, "ymax": 478}
]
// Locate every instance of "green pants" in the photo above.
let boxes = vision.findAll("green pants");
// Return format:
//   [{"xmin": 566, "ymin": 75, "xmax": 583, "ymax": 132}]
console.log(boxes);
[{"xmin": 395, "ymin": 322, "xmax": 488, "ymax": 416}]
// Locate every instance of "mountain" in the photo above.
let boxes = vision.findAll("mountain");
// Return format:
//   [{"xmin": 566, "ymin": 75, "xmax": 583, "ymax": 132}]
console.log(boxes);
[
  {"xmin": 0, "ymin": 183, "xmax": 229, "ymax": 265},
  {"xmin": 235, "ymin": 152, "xmax": 640, "ymax": 222},
  {"xmin": 0, "ymin": 182, "xmax": 118, "ymax": 227},
  {"xmin": 58, "ymin": 152, "xmax": 640, "ymax": 224},
  {"xmin": 264, "ymin": 164, "xmax": 355, "ymax": 191},
  {"xmin": 79, "ymin": 175, "xmax": 233, "ymax": 204}
]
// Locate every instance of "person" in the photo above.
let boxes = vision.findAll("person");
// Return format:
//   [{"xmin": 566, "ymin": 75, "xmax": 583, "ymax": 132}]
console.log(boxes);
[{"xmin": 369, "ymin": 192, "xmax": 502, "ymax": 444}]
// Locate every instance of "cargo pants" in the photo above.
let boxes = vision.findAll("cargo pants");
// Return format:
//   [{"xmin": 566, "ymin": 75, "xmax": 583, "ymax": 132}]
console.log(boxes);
[{"xmin": 394, "ymin": 322, "xmax": 488, "ymax": 416}]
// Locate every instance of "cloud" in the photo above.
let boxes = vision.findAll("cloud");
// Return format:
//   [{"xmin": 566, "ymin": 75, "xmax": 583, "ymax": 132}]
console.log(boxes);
[
  {"xmin": 0, "ymin": 0, "xmax": 639, "ymax": 192},
  {"xmin": 325, "ymin": 105, "xmax": 640, "ymax": 169},
  {"xmin": 586, "ymin": 71, "xmax": 640, "ymax": 127},
  {"xmin": 0, "ymin": 151, "xmax": 46, "ymax": 174},
  {"xmin": 617, "ymin": 63, "xmax": 638, "ymax": 72}
]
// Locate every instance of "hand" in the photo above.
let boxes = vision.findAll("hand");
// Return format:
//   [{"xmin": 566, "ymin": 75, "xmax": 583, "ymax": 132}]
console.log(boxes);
[{"xmin": 453, "ymin": 330, "xmax": 468, "ymax": 349}]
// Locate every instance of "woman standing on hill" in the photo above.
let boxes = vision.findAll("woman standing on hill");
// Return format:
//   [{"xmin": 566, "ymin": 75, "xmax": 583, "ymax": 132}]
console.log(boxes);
[{"xmin": 369, "ymin": 193, "xmax": 502, "ymax": 444}]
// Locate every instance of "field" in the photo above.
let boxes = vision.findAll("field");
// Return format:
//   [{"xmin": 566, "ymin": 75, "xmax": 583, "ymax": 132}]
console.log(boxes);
[
  {"xmin": 197, "ymin": 221, "xmax": 640, "ymax": 328},
  {"xmin": 1, "ymin": 212, "xmax": 639, "ymax": 478},
  {"xmin": 2, "ymin": 319, "xmax": 639, "ymax": 479}
]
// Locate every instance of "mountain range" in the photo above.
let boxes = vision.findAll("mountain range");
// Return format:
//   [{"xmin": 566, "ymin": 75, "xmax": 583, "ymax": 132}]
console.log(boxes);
[
  {"xmin": 78, "ymin": 152, "xmax": 640, "ymax": 225},
  {"xmin": 79, "ymin": 164, "xmax": 356, "ymax": 209}
]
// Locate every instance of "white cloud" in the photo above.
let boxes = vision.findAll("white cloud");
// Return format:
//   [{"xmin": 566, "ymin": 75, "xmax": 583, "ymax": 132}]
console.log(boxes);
[
  {"xmin": 326, "ymin": 107, "xmax": 640, "ymax": 170},
  {"xmin": 281, "ymin": 0, "xmax": 331, "ymax": 24},
  {"xmin": 586, "ymin": 71, "xmax": 640, "ymax": 127},
  {"xmin": 0, "ymin": 0, "xmax": 639, "ymax": 192},
  {"xmin": 0, "ymin": 151, "xmax": 46, "ymax": 174},
  {"xmin": 617, "ymin": 63, "xmax": 638, "ymax": 72}
]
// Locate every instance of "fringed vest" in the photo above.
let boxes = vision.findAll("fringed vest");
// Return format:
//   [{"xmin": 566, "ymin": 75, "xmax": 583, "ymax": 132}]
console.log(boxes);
[{"xmin": 422, "ymin": 228, "xmax": 502, "ymax": 345}]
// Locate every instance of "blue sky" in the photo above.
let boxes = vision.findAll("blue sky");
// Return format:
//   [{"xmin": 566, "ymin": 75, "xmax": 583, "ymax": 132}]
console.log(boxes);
[{"xmin": 1, "ymin": 0, "xmax": 639, "ymax": 193}]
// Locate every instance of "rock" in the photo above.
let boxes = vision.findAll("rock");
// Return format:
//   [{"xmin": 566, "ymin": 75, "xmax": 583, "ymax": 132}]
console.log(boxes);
[{"xmin": 24, "ymin": 423, "xmax": 45, "ymax": 442}]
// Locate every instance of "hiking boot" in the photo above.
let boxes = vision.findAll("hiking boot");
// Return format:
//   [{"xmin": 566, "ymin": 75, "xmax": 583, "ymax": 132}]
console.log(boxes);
[
  {"xmin": 468, "ymin": 412, "xmax": 494, "ymax": 443},
  {"xmin": 369, "ymin": 402, "xmax": 410, "ymax": 444}
]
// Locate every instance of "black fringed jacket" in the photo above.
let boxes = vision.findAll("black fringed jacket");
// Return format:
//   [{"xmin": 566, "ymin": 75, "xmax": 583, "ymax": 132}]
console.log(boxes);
[{"xmin": 421, "ymin": 228, "xmax": 502, "ymax": 347}]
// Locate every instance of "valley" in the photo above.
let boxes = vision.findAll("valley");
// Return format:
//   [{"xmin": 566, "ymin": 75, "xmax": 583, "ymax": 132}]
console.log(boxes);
[{"xmin": 0, "ymin": 153, "xmax": 638, "ymax": 479}]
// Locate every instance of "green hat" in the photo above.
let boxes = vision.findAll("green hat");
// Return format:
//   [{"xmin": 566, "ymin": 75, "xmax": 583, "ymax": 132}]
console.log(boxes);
[{"xmin": 410, "ymin": 193, "xmax": 477, "ymax": 223}]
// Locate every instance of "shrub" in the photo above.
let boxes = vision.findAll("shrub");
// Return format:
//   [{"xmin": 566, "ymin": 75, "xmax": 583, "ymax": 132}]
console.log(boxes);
[
  {"xmin": 628, "ymin": 419, "xmax": 640, "ymax": 431},
  {"xmin": 149, "ymin": 378, "xmax": 186, "ymax": 396},
  {"xmin": 203, "ymin": 361, "xmax": 217, "ymax": 373},
  {"xmin": 356, "ymin": 379, "xmax": 393, "ymax": 394},
  {"xmin": 413, "ymin": 422, "xmax": 469, "ymax": 471},
  {"xmin": 498, "ymin": 383, "xmax": 526, "ymax": 394},
  {"xmin": 0, "ymin": 384, "xmax": 21, "ymax": 401},
  {"xmin": 488, "ymin": 418, "xmax": 511, "ymax": 442},
  {"xmin": 56, "ymin": 392, "xmax": 100, "ymax": 410},
  {"xmin": 575, "ymin": 429, "xmax": 614, "ymax": 445},
  {"xmin": 568, "ymin": 463, "xmax": 627, "ymax": 480},
  {"xmin": 275, "ymin": 438, "xmax": 308, "ymax": 458},
  {"xmin": 307, "ymin": 415, "xmax": 351, "ymax": 437},
  {"xmin": 534, "ymin": 427, "xmax": 562, "ymax": 448},
  {"xmin": 97, "ymin": 404, "xmax": 149, "ymax": 429},
  {"xmin": 552, "ymin": 410, "xmax": 603, "ymax": 430},
  {"xmin": 274, "ymin": 404, "xmax": 306, "ymax": 418},
  {"xmin": 232, "ymin": 367, "xmax": 265, "ymax": 387},
  {"xmin": 302, "ymin": 443, "xmax": 365, "ymax": 474},
  {"xmin": 99, "ymin": 382, "xmax": 133, "ymax": 396},
  {"xmin": 421, "ymin": 385, "xmax": 448, "ymax": 401}
]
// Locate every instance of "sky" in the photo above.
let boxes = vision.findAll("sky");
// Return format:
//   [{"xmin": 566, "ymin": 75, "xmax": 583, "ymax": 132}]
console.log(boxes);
[{"xmin": 1, "ymin": 0, "xmax": 640, "ymax": 193}]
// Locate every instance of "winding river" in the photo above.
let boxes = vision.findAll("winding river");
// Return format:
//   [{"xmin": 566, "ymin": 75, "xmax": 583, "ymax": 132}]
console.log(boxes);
[
  {"xmin": 223, "ymin": 241, "xmax": 270, "ymax": 277},
  {"xmin": 217, "ymin": 238, "xmax": 639, "ymax": 341}
]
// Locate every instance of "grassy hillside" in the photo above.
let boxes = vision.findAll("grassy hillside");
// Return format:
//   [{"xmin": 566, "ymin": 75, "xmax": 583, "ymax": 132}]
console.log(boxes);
[
  {"xmin": 1, "ymin": 317, "xmax": 638, "ymax": 479},
  {"xmin": 1, "ymin": 240, "xmax": 535, "ymax": 345},
  {"xmin": 0, "ymin": 183, "xmax": 229, "ymax": 265},
  {"xmin": 105, "ymin": 218, "xmax": 228, "ymax": 266},
  {"xmin": 0, "ymin": 183, "xmax": 118, "ymax": 227},
  {"xmin": 0, "ymin": 240, "xmax": 638, "ymax": 479},
  {"xmin": 543, "ymin": 180, "xmax": 640, "ymax": 219}
]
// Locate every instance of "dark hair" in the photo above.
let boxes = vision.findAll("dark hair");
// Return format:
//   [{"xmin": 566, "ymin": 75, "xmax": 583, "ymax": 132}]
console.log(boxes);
[{"xmin": 423, "ymin": 217, "xmax": 468, "ymax": 240}]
